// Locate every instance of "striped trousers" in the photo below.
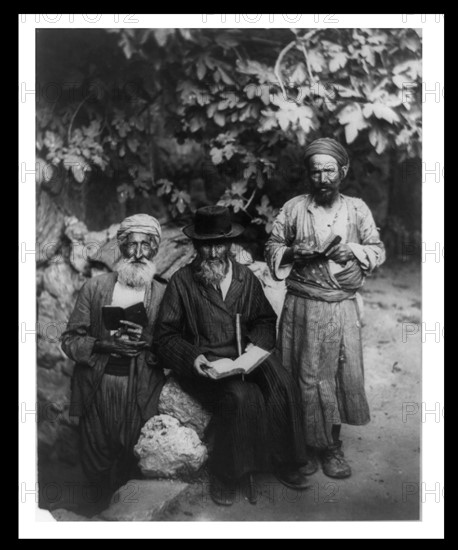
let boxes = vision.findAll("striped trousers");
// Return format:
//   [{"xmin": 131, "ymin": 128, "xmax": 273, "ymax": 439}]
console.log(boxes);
[
  {"xmin": 79, "ymin": 374, "xmax": 143, "ymax": 492},
  {"xmin": 278, "ymin": 293, "xmax": 370, "ymax": 449}
]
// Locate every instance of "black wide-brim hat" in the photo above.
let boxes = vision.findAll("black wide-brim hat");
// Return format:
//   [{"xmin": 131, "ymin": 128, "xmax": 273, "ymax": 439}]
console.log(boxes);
[{"xmin": 183, "ymin": 205, "xmax": 245, "ymax": 240}]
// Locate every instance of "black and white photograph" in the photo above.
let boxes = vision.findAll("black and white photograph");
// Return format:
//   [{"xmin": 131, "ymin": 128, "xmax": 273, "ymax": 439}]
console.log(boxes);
[{"xmin": 19, "ymin": 13, "xmax": 443, "ymax": 537}]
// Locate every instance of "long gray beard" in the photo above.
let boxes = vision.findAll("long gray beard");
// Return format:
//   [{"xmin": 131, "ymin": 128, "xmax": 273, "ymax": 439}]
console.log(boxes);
[
  {"xmin": 116, "ymin": 258, "xmax": 157, "ymax": 288},
  {"xmin": 193, "ymin": 256, "xmax": 229, "ymax": 287}
]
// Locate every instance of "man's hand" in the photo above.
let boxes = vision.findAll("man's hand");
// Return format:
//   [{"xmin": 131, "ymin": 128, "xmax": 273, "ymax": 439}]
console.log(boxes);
[
  {"xmin": 292, "ymin": 242, "xmax": 319, "ymax": 262},
  {"xmin": 94, "ymin": 338, "xmax": 147, "ymax": 357},
  {"xmin": 324, "ymin": 243, "xmax": 355, "ymax": 265},
  {"xmin": 118, "ymin": 320, "xmax": 143, "ymax": 341},
  {"xmin": 281, "ymin": 243, "xmax": 316, "ymax": 266},
  {"xmin": 193, "ymin": 354, "xmax": 214, "ymax": 377}
]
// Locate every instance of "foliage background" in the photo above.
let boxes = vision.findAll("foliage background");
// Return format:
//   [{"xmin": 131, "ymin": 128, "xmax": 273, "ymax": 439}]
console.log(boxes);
[{"xmin": 36, "ymin": 27, "xmax": 422, "ymax": 257}]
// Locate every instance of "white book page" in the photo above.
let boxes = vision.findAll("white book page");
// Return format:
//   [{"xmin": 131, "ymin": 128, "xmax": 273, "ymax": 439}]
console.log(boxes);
[{"xmin": 209, "ymin": 346, "xmax": 270, "ymax": 375}]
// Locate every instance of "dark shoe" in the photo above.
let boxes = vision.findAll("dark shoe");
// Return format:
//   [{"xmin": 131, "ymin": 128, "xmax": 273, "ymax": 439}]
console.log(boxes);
[
  {"xmin": 321, "ymin": 441, "xmax": 352, "ymax": 479},
  {"xmin": 209, "ymin": 474, "xmax": 236, "ymax": 506},
  {"xmin": 275, "ymin": 469, "xmax": 310, "ymax": 490},
  {"xmin": 300, "ymin": 449, "xmax": 319, "ymax": 476},
  {"xmin": 246, "ymin": 473, "xmax": 257, "ymax": 505}
]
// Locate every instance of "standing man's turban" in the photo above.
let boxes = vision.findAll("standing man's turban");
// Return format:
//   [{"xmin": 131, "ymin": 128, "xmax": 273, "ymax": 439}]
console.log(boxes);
[
  {"xmin": 117, "ymin": 214, "xmax": 162, "ymax": 248},
  {"xmin": 304, "ymin": 137, "xmax": 350, "ymax": 168}
]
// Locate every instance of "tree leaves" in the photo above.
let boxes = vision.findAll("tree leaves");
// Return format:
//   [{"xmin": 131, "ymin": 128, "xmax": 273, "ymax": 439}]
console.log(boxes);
[
  {"xmin": 363, "ymin": 102, "xmax": 400, "ymax": 124},
  {"xmin": 213, "ymin": 112, "xmax": 226, "ymax": 127},
  {"xmin": 36, "ymin": 27, "xmax": 422, "ymax": 234},
  {"xmin": 329, "ymin": 52, "xmax": 348, "ymax": 73},
  {"xmin": 337, "ymin": 103, "xmax": 368, "ymax": 144},
  {"xmin": 369, "ymin": 126, "xmax": 389, "ymax": 154}
]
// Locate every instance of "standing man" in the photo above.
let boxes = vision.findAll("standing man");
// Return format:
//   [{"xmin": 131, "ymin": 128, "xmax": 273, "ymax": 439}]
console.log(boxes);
[
  {"xmin": 61, "ymin": 214, "xmax": 166, "ymax": 512},
  {"xmin": 155, "ymin": 206, "xmax": 309, "ymax": 506},
  {"xmin": 265, "ymin": 138, "xmax": 385, "ymax": 479}
]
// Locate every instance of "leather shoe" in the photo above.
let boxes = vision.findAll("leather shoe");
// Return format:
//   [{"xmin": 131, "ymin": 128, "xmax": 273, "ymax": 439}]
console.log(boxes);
[
  {"xmin": 321, "ymin": 441, "xmax": 352, "ymax": 479},
  {"xmin": 300, "ymin": 449, "xmax": 319, "ymax": 476},
  {"xmin": 275, "ymin": 468, "xmax": 310, "ymax": 490},
  {"xmin": 246, "ymin": 473, "xmax": 257, "ymax": 505},
  {"xmin": 209, "ymin": 474, "xmax": 236, "ymax": 506}
]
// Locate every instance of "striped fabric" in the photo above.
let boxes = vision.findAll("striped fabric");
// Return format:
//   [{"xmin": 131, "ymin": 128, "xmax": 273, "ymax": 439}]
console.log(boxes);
[
  {"xmin": 278, "ymin": 293, "xmax": 370, "ymax": 449},
  {"xmin": 61, "ymin": 272, "xmax": 166, "ymax": 483},
  {"xmin": 155, "ymin": 260, "xmax": 308, "ymax": 480},
  {"xmin": 80, "ymin": 374, "xmax": 143, "ymax": 489},
  {"xmin": 154, "ymin": 259, "xmax": 277, "ymax": 377},
  {"xmin": 61, "ymin": 272, "xmax": 166, "ymax": 420},
  {"xmin": 265, "ymin": 193, "xmax": 386, "ymax": 301}
]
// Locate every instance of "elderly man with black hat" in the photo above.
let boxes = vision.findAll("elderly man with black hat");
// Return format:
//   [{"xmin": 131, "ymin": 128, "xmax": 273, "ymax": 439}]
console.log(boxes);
[
  {"xmin": 154, "ymin": 205, "xmax": 309, "ymax": 506},
  {"xmin": 265, "ymin": 137, "xmax": 386, "ymax": 479},
  {"xmin": 61, "ymin": 214, "xmax": 166, "ymax": 512}
]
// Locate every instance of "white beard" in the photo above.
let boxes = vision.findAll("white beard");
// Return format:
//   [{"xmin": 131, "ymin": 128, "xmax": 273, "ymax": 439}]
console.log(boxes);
[{"xmin": 116, "ymin": 258, "xmax": 157, "ymax": 288}]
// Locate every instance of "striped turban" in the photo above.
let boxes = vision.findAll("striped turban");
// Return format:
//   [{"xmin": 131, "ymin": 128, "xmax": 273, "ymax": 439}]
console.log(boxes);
[
  {"xmin": 304, "ymin": 137, "xmax": 350, "ymax": 169},
  {"xmin": 117, "ymin": 214, "xmax": 162, "ymax": 249}
]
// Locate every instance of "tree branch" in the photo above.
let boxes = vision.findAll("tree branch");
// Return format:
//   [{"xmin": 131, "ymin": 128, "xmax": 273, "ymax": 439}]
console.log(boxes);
[
  {"xmin": 67, "ymin": 94, "xmax": 93, "ymax": 143},
  {"xmin": 274, "ymin": 40, "xmax": 297, "ymax": 102},
  {"xmin": 298, "ymin": 41, "xmax": 316, "ymax": 84}
]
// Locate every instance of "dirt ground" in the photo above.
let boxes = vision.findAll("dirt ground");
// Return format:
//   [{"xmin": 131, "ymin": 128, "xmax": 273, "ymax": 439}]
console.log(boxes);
[
  {"xmin": 39, "ymin": 260, "xmax": 421, "ymax": 521},
  {"xmin": 158, "ymin": 260, "xmax": 422, "ymax": 521}
]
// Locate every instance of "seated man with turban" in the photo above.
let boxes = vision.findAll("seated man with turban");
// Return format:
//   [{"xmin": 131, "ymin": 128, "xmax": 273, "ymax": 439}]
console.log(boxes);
[
  {"xmin": 265, "ymin": 138, "xmax": 386, "ymax": 478},
  {"xmin": 61, "ymin": 214, "xmax": 165, "ymax": 513}
]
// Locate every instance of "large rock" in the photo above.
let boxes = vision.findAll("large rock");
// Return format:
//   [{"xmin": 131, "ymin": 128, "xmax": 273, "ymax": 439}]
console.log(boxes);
[
  {"xmin": 85, "ymin": 224, "xmax": 120, "ymax": 267},
  {"xmin": 51, "ymin": 508, "xmax": 97, "ymax": 522},
  {"xmin": 37, "ymin": 367, "xmax": 79, "ymax": 464},
  {"xmin": 36, "ymin": 189, "xmax": 66, "ymax": 266},
  {"xmin": 64, "ymin": 217, "xmax": 91, "ymax": 274},
  {"xmin": 42, "ymin": 261, "xmax": 85, "ymax": 317},
  {"xmin": 134, "ymin": 415, "xmax": 207, "ymax": 479},
  {"xmin": 37, "ymin": 290, "xmax": 69, "ymax": 369},
  {"xmin": 158, "ymin": 376, "xmax": 211, "ymax": 439},
  {"xmin": 64, "ymin": 218, "xmax": 119, "ymax": 275},
  {"xmin": 37, "ymin": 367, "xmax": 71, "ymax": 418},
  {"xmin": 100, "ymin": 479, "xmax": 188, "ymax": 521}
]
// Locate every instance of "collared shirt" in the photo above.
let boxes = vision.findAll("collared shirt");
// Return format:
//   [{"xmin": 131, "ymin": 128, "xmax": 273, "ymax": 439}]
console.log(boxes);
[{"xmin": 213, "ymin": 259, "xmax": 233, "ymax": 300}]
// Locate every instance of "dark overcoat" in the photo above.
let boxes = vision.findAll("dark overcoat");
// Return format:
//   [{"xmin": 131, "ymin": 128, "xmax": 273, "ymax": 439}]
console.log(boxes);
[{"xmin": 61, "ymin": 272, "xmax": 166, "ymax": 421}]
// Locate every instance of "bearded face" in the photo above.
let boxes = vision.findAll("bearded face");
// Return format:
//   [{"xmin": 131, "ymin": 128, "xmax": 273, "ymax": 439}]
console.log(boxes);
[
  {"xmin": 116, "ymin": 232, "xmax": 158, "ymax": 288},
  {"xmin": 308, "ymin": 154, "xmax": 346, "ymax": 206},
  {"xmin": 192, "ymin": 240, "xmax": 231, "ymax": 286}
]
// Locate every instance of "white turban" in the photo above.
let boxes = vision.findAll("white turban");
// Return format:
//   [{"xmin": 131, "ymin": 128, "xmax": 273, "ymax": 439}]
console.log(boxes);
[{"xmin": 117, "ymin": 214, "xmax": 162, "ymax": 248}]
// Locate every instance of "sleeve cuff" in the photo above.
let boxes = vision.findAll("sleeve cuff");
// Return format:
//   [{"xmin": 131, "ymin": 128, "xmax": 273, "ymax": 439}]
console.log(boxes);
[
  {"xmin": 347, "ymin": 243, "xmax": 370, "ymax": 271},
  {"xmin": 272, "ymin": 247, "xmax": 294, "ymax": 281},
  {"xmin": 84, "ymin": 337, "xmax": 98, "ymax": 367}
]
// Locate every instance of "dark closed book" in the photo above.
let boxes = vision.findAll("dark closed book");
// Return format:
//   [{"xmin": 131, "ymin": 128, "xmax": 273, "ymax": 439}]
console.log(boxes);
[{"xmin": 102, "ymin": 302, "xmax": 148, "ymax": 330}]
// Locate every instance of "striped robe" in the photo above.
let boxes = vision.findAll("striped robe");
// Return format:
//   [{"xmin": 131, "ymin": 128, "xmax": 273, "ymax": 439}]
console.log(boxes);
[
  {"xmin": 154, "ymin": 259, "xmax": 308, "ymax": 480},
  {"xmin": 265, "ymin": 193, "xmax": 386, "ymax": 449},
  {"xmin": 61, "ymin": 272, "xmax": 166, "ymax": 486}
]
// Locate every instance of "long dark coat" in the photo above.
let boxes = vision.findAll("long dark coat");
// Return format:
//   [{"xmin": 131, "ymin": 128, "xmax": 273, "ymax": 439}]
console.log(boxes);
[
  {"xmin": 154, "ymin": 259, "xmax": 277, "ymax": 374},
  {"xmin": 154, "ymin": 259, "xmax": 308, "ymax": 480},
  {"xmin": 61, "ymin": 272, "xmax": 166, "ymax": 422}
]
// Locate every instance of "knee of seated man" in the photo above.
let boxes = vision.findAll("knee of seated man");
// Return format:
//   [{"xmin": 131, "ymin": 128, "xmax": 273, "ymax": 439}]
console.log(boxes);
[{"xmin": 218, "ymin": 381, "xmax": 262, "ymax": 415}]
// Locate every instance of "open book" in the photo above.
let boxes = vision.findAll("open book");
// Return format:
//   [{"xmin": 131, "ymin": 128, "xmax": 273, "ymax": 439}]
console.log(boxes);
[{"xmin": 207, "ymin": 345, "xmax": 271, "ymax": 380}]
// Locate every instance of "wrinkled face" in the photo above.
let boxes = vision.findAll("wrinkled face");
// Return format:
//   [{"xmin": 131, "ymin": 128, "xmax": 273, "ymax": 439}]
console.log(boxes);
[
  {"xmin": 117, "ymin": 232, "xmax": 157, "ymax": 288},
  {"xmin": 195, "ymin": 240, "xmax": 231, "ymax": 261},
  {"xmin": 121, "ymin": 232, "xmax": 157, "ymax": 262},
  {"xmin": 308, "ymin": 154, "xmax": 345, "ymax": 206},
  {"xmin": 193, "ymin": 240, "xmax": 231, "ymax": 286}
]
